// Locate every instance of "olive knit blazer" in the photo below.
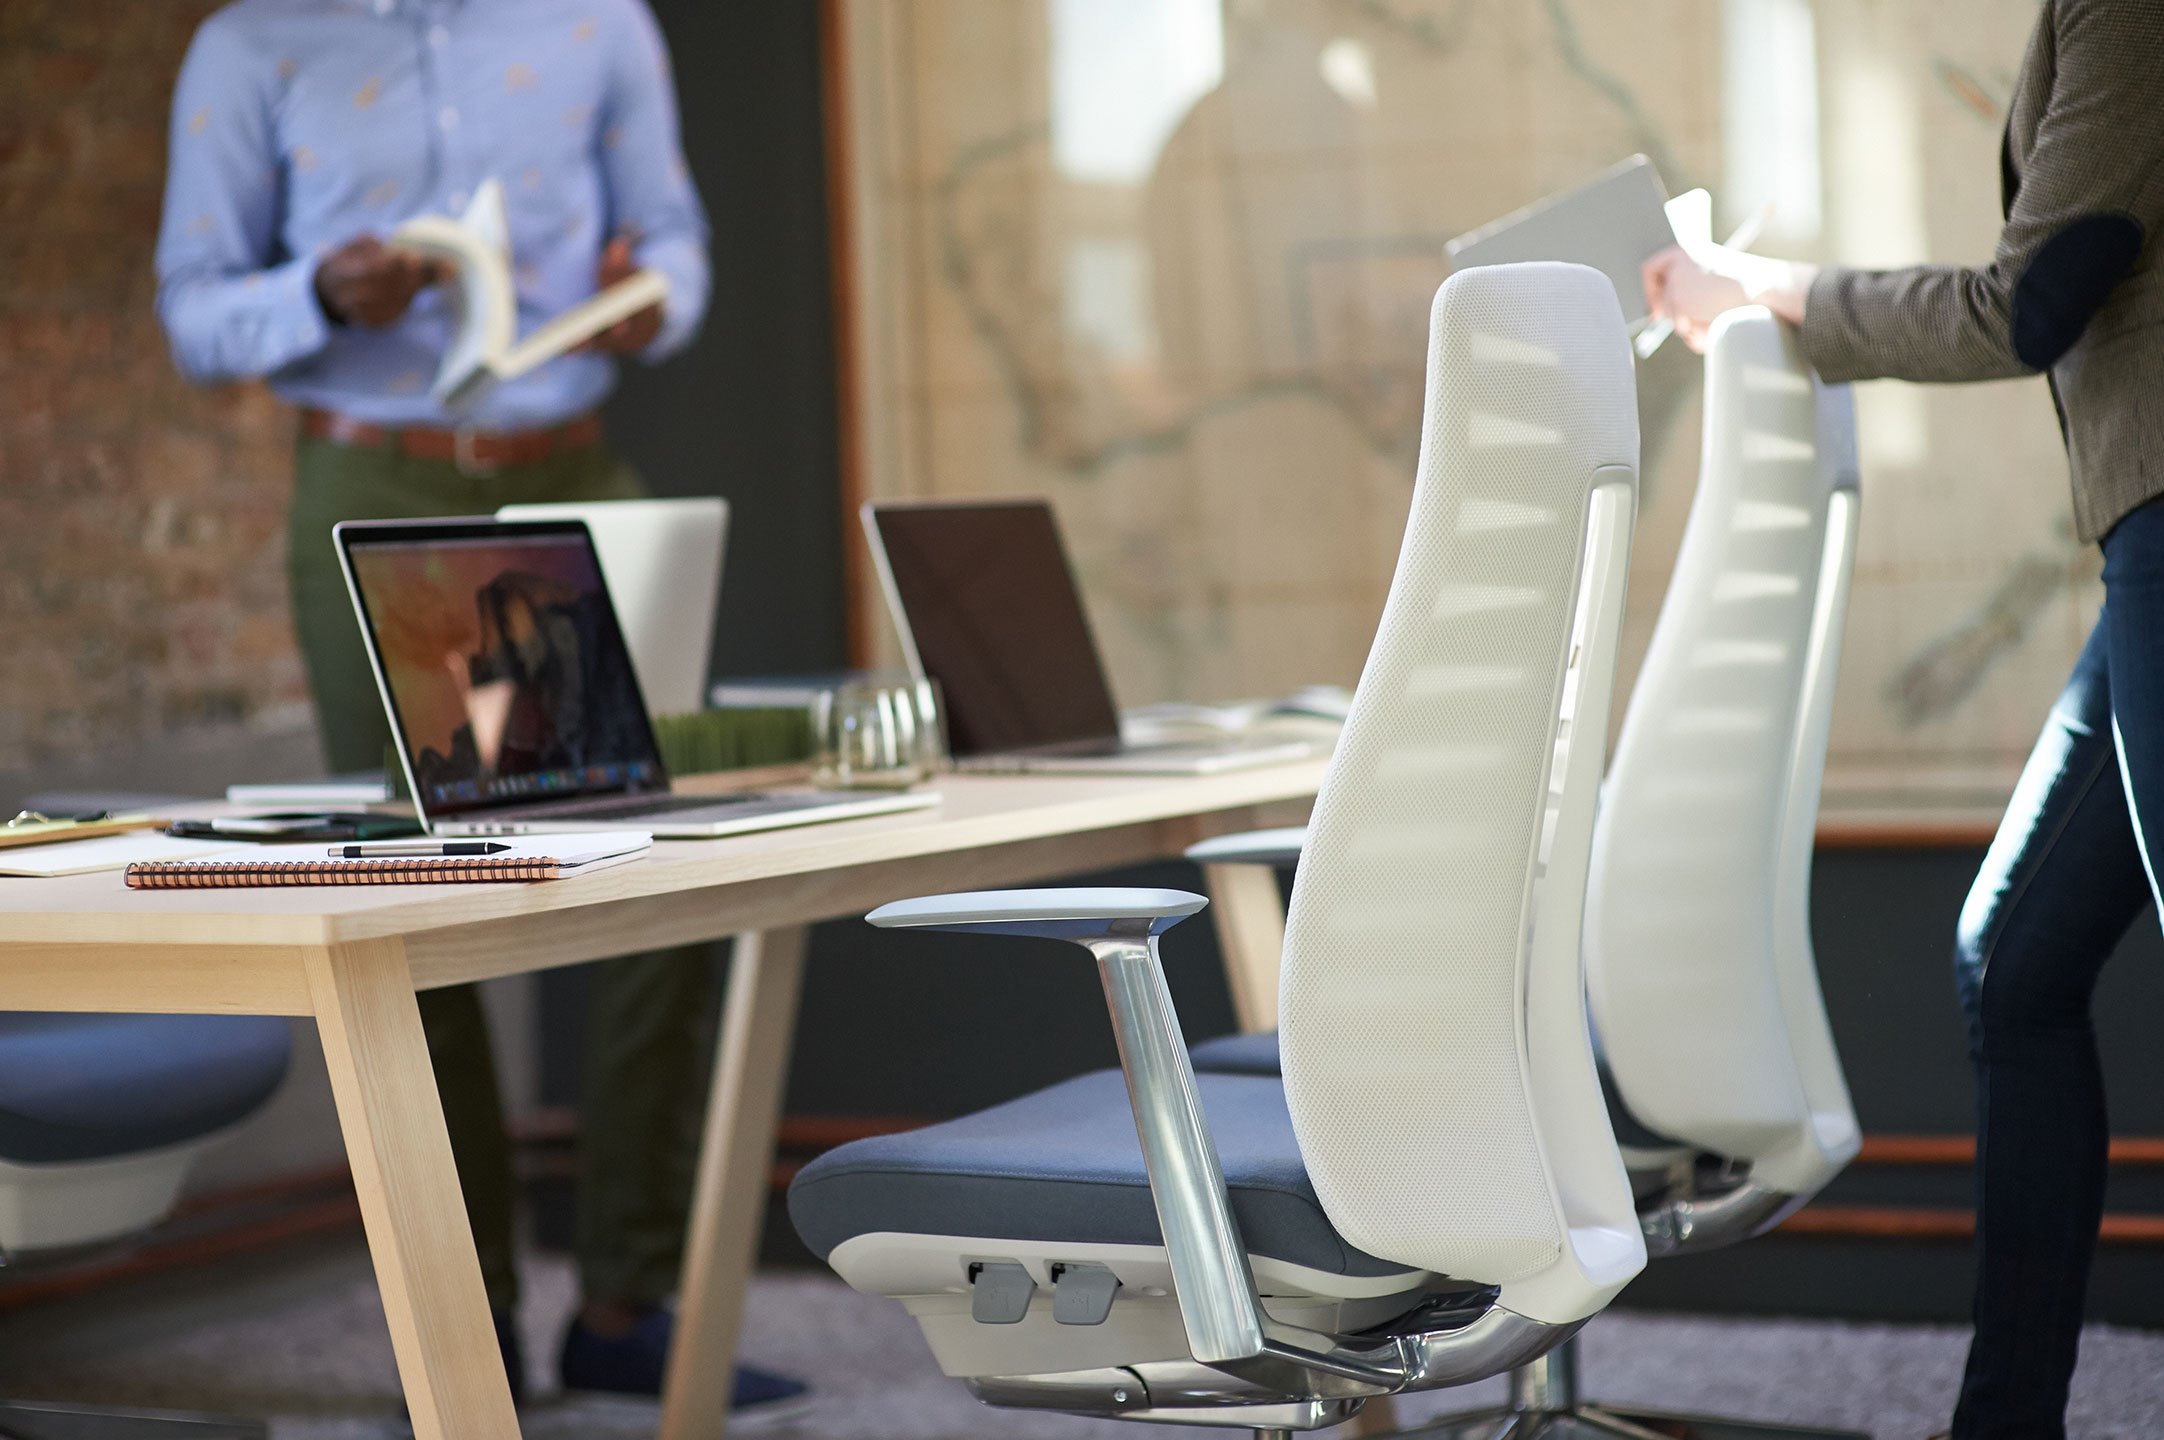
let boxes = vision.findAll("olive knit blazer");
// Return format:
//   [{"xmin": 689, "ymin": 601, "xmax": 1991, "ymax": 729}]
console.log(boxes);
[{"xmin": 1800, "ymin": 0, "xmax": 2164, "ymax": 543}]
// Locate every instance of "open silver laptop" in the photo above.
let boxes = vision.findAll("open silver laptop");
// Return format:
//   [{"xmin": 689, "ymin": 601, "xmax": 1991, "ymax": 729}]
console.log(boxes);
[
  {"xmin": 862, "ymin": 499, "xmax": 1313, "ymax": 776},
  {"xmin": 336, "ymin": 517, "xmax": 935, "ymax": 837}
]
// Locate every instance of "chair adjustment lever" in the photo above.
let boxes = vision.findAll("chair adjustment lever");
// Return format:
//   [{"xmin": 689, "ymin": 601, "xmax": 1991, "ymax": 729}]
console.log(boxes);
[
  {"xmin": 969, "ymin": 1262, "xmax": 1036, "ymax": 1324},
  {"xmin": 1051, "ymin": 1263, "xmax": 1121, "ymax": 1326}
]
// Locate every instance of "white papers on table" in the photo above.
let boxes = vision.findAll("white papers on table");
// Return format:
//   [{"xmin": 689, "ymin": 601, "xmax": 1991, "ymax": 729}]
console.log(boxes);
[
  {"xmin": 1122, "ymin": 686, "xmax": 1352, "ymax": 745},
  {"xmin": 0, "ymin": 834, "xmax": 245, "ymax": 878}
]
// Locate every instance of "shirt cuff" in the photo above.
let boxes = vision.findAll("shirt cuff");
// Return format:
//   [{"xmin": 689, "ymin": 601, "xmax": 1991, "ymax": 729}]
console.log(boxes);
[
  {"xmin": 633, "ymin": 238, "xmax": 708, "ymax": 363},
  {"xmin": 265, "ymin": 250, "xmax": 336, "ymax": 370}
]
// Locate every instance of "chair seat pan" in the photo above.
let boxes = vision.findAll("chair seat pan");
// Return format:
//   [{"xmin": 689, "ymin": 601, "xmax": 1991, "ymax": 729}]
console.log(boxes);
[
  {"xmin": 0, "ymin": 1014, "xmax": 293, "ymax": 1163},
  {"xmin": 1188, "ymin": 1030, "xmax": 1284, "ymax": 1076},
  {"xmin": 788, "ymin": 1068, "xmax": 1415, "ymax": 1279}
]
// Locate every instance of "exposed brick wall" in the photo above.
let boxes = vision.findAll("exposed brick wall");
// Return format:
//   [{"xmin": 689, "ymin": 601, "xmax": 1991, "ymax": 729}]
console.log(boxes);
[{"xmin": 0, "ymin": 0, "xmax": 315, "ymax": 801}]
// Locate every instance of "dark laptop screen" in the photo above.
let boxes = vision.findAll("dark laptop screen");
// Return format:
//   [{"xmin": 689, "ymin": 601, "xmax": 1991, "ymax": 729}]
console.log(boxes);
[
  {"xmin": 339, "ymin": 520, "xmax": 667, "ymax": 816},
  {"xmin": 869, "ymin": 501, "xmax": 1123, "ymax": 756}
]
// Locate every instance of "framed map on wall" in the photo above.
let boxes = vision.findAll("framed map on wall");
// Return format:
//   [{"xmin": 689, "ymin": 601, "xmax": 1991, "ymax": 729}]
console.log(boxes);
[{"xmin": 828, "ymin": 0, "xmax": 2082, "ymax": 830}]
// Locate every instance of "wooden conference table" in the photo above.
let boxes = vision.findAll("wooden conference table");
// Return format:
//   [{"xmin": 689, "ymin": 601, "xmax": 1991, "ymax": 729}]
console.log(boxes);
[{"xmin": 0, "ymin": 760, "xmax": 1325, "ymax": 1440}]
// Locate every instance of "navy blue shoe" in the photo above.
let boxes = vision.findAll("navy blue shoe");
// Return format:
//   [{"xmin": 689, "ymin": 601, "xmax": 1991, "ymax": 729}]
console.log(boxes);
[{"xmin": 559, "ymin": 1307, "xmax": 808, "ymax": 1409}]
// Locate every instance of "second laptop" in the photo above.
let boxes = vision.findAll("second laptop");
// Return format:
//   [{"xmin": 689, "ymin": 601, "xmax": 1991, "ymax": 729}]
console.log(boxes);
[{"xmin": 863, "ymin": 499, "xmax": 1314, "ymax": 776}]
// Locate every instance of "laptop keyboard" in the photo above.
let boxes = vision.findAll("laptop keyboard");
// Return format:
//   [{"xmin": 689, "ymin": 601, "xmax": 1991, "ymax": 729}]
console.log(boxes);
[{"xmin": 514, "ymin": 792, "xmax": 764, "ymax": 820}]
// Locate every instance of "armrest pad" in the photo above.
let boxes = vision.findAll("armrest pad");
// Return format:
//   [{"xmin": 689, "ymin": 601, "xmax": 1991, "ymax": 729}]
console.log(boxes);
[
  {"xmin": 1184, "ymin": 827, "xmax": 1308, "ymax": 867},
  {"xmin": 867, "ymin": 887, "xmax": 1207, "ymax": 940}
]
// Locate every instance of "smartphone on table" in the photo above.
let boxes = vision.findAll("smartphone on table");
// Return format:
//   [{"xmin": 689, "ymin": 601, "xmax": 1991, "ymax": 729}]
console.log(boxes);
[{"xmin": 166, "ymin": 812, "xmax": 424, "ymax": 843}]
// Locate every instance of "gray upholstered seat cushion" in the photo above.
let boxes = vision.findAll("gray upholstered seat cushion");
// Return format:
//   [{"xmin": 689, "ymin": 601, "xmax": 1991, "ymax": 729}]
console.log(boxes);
[
  {"xmin": 788, "ymin": 1068, "xmax": 1414, "ymax": 1279},
  {"xmin": 0, "ymin": 1014, "xmax": 293, "ymax": 1163},
  {"xmin": 1188, "ymin": 1030, "xmax": 1284, "ymax": 1075}
]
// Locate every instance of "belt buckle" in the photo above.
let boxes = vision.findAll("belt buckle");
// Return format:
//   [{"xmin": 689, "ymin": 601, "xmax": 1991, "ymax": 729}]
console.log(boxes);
[{"xmin": 453, "ymin": 425, "xmax": 501, "ymax": 479}]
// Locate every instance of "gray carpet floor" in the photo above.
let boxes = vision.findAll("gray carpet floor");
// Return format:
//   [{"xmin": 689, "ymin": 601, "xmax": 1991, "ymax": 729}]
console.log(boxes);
[{"xmin": 1, "ymin": 1238, "xmax": 2160, "ymax": 1439}]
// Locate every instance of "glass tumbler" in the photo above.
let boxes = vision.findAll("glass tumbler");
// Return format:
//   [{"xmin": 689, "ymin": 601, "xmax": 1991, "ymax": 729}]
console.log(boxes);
[{"xmin": 812, "ymin": 679, "xmax": 934, "ymax": 789}]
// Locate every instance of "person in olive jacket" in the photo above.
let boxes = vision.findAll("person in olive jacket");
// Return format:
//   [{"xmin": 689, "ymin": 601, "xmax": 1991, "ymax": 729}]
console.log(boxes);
[{"xmin": 1646, "ymin": 5, "xmax": 2164, "ymax": 1436}]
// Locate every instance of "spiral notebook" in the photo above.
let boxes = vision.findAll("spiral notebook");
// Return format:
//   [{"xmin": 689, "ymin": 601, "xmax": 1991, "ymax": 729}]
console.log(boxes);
[{"xmin": 124, "ymin": 833, "xmax": 651, "ymax": 889}]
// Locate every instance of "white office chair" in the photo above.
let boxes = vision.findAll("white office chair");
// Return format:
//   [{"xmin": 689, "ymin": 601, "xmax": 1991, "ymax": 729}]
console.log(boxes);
[
  {"xmin": 787, "ymin": 261, "xmax": 1646, "ymax": 1434},
  {"xmin": 496, "ymin": 496, "xmax": 729, "ymax": 716},
  {"xmin": 1187, "ymin": 308, "xmax": 1866, "ymax": 1439}
]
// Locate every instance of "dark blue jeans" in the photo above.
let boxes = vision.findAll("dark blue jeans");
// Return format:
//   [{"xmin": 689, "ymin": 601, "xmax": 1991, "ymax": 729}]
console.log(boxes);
[{"xmin": 1950, "ymin": 497, "xmax": 2164, "ymax": 1439}]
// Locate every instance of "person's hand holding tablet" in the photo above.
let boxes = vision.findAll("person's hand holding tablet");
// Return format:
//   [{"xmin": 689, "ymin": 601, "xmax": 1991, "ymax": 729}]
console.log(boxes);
[{"xmin": 1642, "ymin": 243, "xmax": 1819, "ymax": 352}]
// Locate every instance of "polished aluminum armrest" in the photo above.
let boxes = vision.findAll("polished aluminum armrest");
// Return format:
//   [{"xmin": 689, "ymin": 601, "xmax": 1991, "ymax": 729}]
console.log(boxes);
[
  {"xmin": 863, "ymin": 886, "xmax": 1559, "ymax": 1398},
  {"xmin": 868, "ymin": 886, "xmax": 1278, "ymax": 1370},
  {"xmin": 1183, "ymin": 828, "xmax": 1308, "ymax": 868},
  {"xmin": 867, "ymin": 887, "xmax": 1207, "ymax": 939}
]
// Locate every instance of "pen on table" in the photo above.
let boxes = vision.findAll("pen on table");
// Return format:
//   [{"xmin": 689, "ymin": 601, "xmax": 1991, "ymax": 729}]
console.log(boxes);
[
  {"xmin": 329, "ymin": 841, "xmax": 513, "ymax": 858},
  {"xmin": 1636, "ymin": 201, "xmax": 1775, "ymax": 360}
]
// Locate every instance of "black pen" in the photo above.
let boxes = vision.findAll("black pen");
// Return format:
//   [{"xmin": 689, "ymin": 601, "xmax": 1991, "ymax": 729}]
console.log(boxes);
[{"xmin": 329, "ymin": 841, "xmax": 513, "ymax": 858}]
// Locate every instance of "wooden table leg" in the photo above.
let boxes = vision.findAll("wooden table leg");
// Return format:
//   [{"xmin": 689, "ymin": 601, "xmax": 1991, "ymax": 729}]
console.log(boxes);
[
  {"xmin": 305, "ymin": 939, "xmax": 520, "ymax": 1440},
  {"xmin": 659, "ymin": 925, "xmax": 810, "ymax": 1440},
  {"xmin": 1203, "ymin": 860, "xmax": 1286, "ymax": 1033}
]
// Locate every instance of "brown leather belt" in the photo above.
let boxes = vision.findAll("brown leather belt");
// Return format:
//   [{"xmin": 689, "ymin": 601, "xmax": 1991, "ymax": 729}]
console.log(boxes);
[{"xmin": 299, "ymin": 408, "xmax": 603, "ymax": 472}]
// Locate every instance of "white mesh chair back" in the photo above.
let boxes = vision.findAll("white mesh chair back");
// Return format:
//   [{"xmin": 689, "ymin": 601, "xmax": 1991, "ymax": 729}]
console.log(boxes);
[
  {"xmin": 1279, "ymin": 262, "xmax": 1644, "ymax": 1326},
  {"xmin": 1585, "ymin": 307, "xmax": 1862, "ymax": 1199}
]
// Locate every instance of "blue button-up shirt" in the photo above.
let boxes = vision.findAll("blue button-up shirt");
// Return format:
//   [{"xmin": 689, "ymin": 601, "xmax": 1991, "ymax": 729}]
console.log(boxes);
[{"xmin": 155, "ymin": 0, "xmax": 710, "ymax": 431}]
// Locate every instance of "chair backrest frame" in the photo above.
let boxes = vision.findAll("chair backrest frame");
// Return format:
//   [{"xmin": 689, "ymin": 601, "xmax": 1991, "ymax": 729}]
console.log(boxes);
[{"xmin": 1278, "ymin": 262, "xmax": 1645, "ymax": 1326}]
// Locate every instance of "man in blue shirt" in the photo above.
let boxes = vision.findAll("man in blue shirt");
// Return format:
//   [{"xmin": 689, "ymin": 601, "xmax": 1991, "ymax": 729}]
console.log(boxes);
[{"xmin": 155, "ymin": 0, "xmax": 797, "ymax": 1409}]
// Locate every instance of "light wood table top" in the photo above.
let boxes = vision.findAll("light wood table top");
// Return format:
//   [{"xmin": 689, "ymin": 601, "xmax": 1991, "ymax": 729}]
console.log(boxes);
[
  {"xmin": 0, "ymin": 762, "xmax": 1328, "ymax": 955},
  {"xmin": 0, "ymin": 761, "xmax": 1325, "ymax": 1440}
]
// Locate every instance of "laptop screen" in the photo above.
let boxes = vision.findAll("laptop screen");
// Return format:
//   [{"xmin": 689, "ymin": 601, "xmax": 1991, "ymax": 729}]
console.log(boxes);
[
  {"xmin": 338, "ymin": 520, "xmax": 668, "ymax": 818},
  {"xmin": 867, "ymin": 501, "xmax": 1123, "ymax": 756}
]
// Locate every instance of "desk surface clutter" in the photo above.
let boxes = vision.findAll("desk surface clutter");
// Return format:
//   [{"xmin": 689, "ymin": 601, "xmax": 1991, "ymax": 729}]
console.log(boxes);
[{"xmin": 0, "ymin": 763, "xmax": 1326, "ymax": 954}]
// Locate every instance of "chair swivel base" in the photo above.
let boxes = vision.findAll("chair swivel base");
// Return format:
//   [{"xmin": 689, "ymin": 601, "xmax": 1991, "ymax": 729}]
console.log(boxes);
[
  {"xmin": 0, "ymin": 1400, "xmax": 266, "ymax": 1440},
  {"xmin": 1395, "ymin": 1339, "xmax": 1866, "ymax": 1440}
]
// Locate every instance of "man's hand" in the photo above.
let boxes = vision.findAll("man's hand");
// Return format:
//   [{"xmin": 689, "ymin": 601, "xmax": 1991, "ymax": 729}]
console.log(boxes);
[
  {"xmin": 315, "ymin": 236, "xmax": 441, "ymax": 327},
  {"xmin": 588, "ymin": 235, "xmax": 664, "ymax": 354}
]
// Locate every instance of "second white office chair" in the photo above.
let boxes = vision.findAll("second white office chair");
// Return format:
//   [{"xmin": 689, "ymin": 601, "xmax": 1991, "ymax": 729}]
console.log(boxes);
[
  {"xmin": 1188, "ymin": 307, "xmax": 1866, "ymax": 1440},
  {"xmin": 1530, "ymin": 306, "xmax": 1864, "ymax": 1440},
  {"xmin": 788, "ymin": 261, "xmax": 1646, "ymax": 1434}
]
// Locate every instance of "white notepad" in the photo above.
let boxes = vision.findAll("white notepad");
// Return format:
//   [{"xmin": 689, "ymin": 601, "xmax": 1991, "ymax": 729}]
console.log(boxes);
[{"xmin": 225, "ymin": 776, "xmax": 393, "ymax": 806}]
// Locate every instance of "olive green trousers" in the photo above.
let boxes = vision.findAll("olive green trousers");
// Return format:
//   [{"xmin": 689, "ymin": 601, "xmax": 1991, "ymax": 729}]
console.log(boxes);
[{"xmin": 288, "ymin": 433, "xmax": 714, "ymax": 1313}]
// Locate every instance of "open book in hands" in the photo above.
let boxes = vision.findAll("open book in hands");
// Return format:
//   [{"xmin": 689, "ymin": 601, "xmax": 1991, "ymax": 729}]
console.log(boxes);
[{"xmin": 393, "ymin": 178, "xmax": 669, "ymax": 411}]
